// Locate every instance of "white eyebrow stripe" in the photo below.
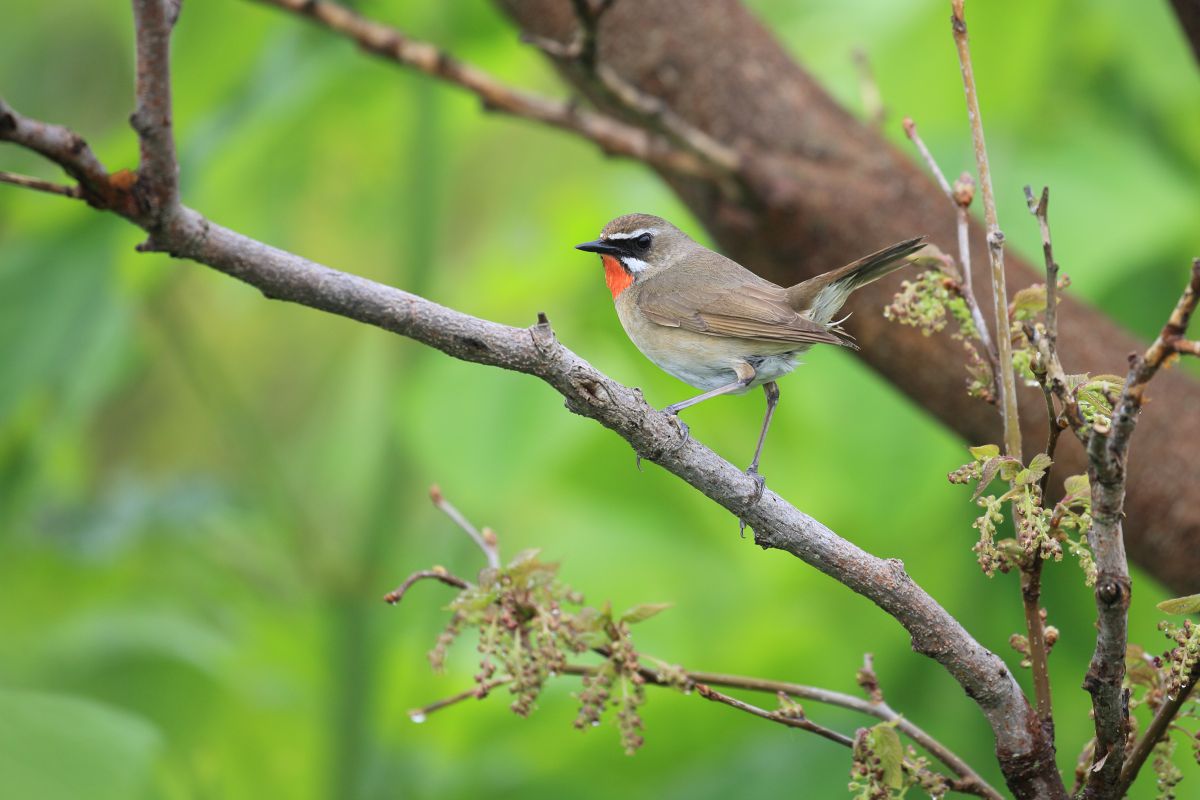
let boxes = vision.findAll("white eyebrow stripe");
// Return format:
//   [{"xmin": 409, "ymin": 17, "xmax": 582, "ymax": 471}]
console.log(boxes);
[
  {"xmin": 605, "ymin": 228, "xmax": 656, "ymax": 240},
  {"xmin": 622, "ymin": 257, "xmax": 650, "ymax": 273}
]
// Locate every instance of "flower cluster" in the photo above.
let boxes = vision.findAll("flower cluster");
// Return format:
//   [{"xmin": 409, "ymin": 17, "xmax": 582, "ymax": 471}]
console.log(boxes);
[{"xmin": 427, "ymin": 548, "xmax": 668, "ymax": 753}]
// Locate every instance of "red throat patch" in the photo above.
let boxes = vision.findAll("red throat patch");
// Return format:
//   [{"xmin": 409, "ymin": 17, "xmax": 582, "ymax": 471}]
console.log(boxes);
[{"xmin": 602, "ymin": 255, "xmax": 634, "ymax": 299}]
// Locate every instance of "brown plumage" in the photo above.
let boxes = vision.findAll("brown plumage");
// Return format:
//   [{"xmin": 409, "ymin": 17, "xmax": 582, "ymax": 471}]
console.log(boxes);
[{"xmin": 577, "ymin": 213, "xmax": 923, "ymax": 499}]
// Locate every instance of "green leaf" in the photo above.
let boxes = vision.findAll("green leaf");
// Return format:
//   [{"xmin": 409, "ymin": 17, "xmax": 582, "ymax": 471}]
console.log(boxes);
[
  {"xmin": 969, "ymin": 444, "xmax": 1000, "ymax": 460},
  {"xmin": 620, "ymin": 603, "xmax": 673, "ymax": 624},
  {"xmin": 1157, "ymin": 593, "xmax": 1200, "ymax": 615},
  {"xmin": 1028, "ymin": 453, "xmax": 1053, "ymax": 474},
  {"xmin": 1063, "ymin": 474, "xmax": 1090, "ymax": 497},
  {"xmin": 0, "ymin": 690, "xmax": 161, "ymax": 800},
  {"xmin": 868, "ymin": 723, "xmax": 905, "ymax": 790},
  {"xmin": 1011, "ymin": 284, "xmax": 1047, "ymax": 318}
]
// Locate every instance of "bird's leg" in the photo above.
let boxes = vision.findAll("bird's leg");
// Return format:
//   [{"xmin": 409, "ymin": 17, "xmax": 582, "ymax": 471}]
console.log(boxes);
[
  {"xmin": 747, "ymin": 381, "xmax": 780, "ymax": 484},
  {"xmin": 662, "ymin": 364, "xmax": 756, "ymax": 451},
  {"xmin": 738, "ymin": 381, "xmax": 779, "ymax": 537}
]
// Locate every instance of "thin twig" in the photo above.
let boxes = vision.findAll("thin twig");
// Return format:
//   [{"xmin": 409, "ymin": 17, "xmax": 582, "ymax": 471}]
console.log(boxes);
[
  {"xmin": 383, "ymin": 569, "xmax": 469, "ymax": 605},
  {"xmin": 254, "ymin": 0, "xmax": 728, "ymax": 182},
  {"xmin": 0, "ymin": 170, "xmax": 82, "ymax": 198},
  {"xmin": 1024, "ymin": 186, "xmax": 1058, "ymax": 351},
  {"xmin": 901, "ymin": 117, "xmax": 997, "ymax": 371},
  {"xmin": 407, "ymin": 677, "xmax": 510, "ymax": 720},
  {"xmin": 1118, "ymin": 663, "xmax": 1200, "ymax": 794},
  {"xmin": 556, "ymin": 0, "xmax": 741, "ymax": 180},
  {"xmin": 694, "ymin": 682, "xmax": 854, "ymax": 747},
  {"xmin": 950, "ymin": 0, "xmax": 1021, "ymax": 461},
  {"xmin": 429, "ymin": 485, "xmax": 500, "ymax": 569}
]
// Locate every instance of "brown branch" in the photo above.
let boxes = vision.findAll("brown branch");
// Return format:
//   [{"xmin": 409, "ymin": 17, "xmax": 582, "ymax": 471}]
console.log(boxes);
[
  {"xmin": 1017, "ymin": 184, "xmax": 1064, "ymax": 735},
  {"xmin": 553, "ymin": 0, "xmax": 742, "ymax": 183},
  {"xmin": 382, "ymin": 569, "xmax": 469, "ymax": 605},
  {"xmin": 407, "ymin": 677, "xmax": 511, "ymax": 721},
  {"xmin": 1118, "ymin": 661, "xmax": 1200, "ymax": 795},
  {"xmin": 951, "ymin": 0, "xmax": 1021, "ymax": 463},
  {"xmin": 0, "ymin": 95, "xmax": 1053, "ymax": 798},
  {"xmin": 252, "ymin": 0, "xmax": 727, "ymax": 182},
  {"xmin": 694, "ymin": 682, "xmax": 853, "ymax": 747},
  {"xmin": 130, "ymin": 0, "xmax": 181, "ymax": 218},
  {"xmin": 0, "ymin": 170, "xmax": 81, "ymax": 198},
  {"xmin": 429, "ymin": 484, "xmax": 500, "ymax": 569}
]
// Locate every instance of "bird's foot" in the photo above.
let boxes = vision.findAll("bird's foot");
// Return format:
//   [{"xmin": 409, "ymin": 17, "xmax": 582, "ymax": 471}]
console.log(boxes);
[
  {"xmin": 738, "ymin": 468, "xmax": 767, "ymax": 538},
  {"xmin": 666, "ymin": 412, "xmax": 691, "ymax": 451}
]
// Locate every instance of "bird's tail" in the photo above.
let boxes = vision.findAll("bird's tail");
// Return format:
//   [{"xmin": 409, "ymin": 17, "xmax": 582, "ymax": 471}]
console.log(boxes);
[{"xmin": 786, "ymin": 236, "xmax": 926, "ymax": 324}]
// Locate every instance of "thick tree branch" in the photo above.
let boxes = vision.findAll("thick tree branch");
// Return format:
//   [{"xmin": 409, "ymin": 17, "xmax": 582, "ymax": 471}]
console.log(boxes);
[
  {"xmin": 0, "ymin": 97, "xmax": 1057, "ymax": 798},
  {"xmin": 252, "ymin": 0, "xmax": 729, "ymax": 182}
]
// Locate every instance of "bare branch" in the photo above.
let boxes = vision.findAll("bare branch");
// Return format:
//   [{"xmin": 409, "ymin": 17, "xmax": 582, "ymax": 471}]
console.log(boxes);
[
  {"xmin": 694, "ymin": 682, "xmax": 854, "ymax": 747},
  {"xmin": 950, "ymin": 0, "xmax": 1021, "ymax": 463},
  {"xmin": 554, "ymin": 0, "xmax": 741, "ymax": 182},
  {"xmin": 407, "ymin": 678, "xmax": 510, "ymax": 722},
  {"xmin": 1024, "ymin": 186, "xmax": 1059, "ymax": 351},
  {"xmin": 382, "ymin": 569, "xmax": 469, "ymax": 605},
  {"xmin": 130, "ymin": 0, "xmax": 181, "ymax": 217},
  {"xmin": 0, "ymin": 99, "xmax": 120, "ymax": 206},
  {"xmin": 0, "ymin": 170, "xmax": 81, "ymax": 198},
  {"xmin": 429, "ymin": 485, "xmax": 500, "ymax": 570},
  {"xmin": 253, "ymin": 0, "xmax": 727, "ymax": 182}
]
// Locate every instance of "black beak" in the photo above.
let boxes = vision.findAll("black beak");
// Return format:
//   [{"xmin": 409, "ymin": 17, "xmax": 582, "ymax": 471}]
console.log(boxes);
[{"xmin": 575, "ymin": 239, "xmax": 625, "ymax": 257}]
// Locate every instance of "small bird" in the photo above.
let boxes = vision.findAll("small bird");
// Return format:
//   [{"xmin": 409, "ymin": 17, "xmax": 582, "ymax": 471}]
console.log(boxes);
[{"xmin": 576, "ymin": 213, "xmax": 923, "ymax": 492}]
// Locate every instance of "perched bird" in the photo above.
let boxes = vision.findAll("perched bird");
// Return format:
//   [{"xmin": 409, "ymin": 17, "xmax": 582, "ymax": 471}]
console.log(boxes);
[{"xmin": 576, "ymin": 213, "xmax": 923, "ymax": 491}]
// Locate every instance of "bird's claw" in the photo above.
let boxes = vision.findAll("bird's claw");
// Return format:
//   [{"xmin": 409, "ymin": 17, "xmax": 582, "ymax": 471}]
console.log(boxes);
[
  {"xmin": 635, "ymin": 411, "xmax": 692, "ymax": 472},
  {"xmin": 666, "ymin": 413, "xmax": 691, "ymax": 451},
  {"xmin": 738, "ymin": 468, "xmax": 767, "ymax": 538}
]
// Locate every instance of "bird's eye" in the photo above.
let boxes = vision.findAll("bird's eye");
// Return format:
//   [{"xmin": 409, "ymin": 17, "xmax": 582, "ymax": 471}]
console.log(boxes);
[{"xmin": 635, "ymin": 233, "xmax": 652, "ymax": 250}]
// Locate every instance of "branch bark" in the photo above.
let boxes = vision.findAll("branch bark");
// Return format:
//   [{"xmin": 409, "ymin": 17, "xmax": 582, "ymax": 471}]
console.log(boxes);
[{"xmin": 494, "ymin": 0, "xmax": 1200, "ymax": 595}]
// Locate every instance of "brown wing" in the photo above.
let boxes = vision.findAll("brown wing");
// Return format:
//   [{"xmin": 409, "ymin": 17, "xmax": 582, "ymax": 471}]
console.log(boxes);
[{"xmin": 635, "ymin": 255, "xmax": 853, "ymax": 348}]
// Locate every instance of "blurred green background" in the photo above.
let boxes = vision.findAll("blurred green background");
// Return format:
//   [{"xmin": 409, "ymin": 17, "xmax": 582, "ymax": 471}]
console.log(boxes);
[{"xmin": 2, "ymin": 1, "xmax": 1198, "ymax": 798}]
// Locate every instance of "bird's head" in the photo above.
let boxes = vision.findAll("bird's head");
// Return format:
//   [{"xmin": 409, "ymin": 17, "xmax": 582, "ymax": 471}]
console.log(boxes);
[{"xmin": 575, "ymin": 213, "xmax": 690, "ymax": 299}]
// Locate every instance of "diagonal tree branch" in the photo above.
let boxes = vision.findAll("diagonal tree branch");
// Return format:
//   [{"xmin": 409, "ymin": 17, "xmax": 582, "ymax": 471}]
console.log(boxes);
[
  {"xmin": 0, "ymin": 95, "xmax": 1060, "ymax": 796},
  {"xmin": 252, "ymin": 0, "xmax": 732, "ymax": 182}
]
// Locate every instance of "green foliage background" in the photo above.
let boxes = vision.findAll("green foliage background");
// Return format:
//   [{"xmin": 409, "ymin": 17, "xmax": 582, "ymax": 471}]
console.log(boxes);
[{"xmin": 2, "ymin": 1, "xmax": 1198, "ymax": 798}]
